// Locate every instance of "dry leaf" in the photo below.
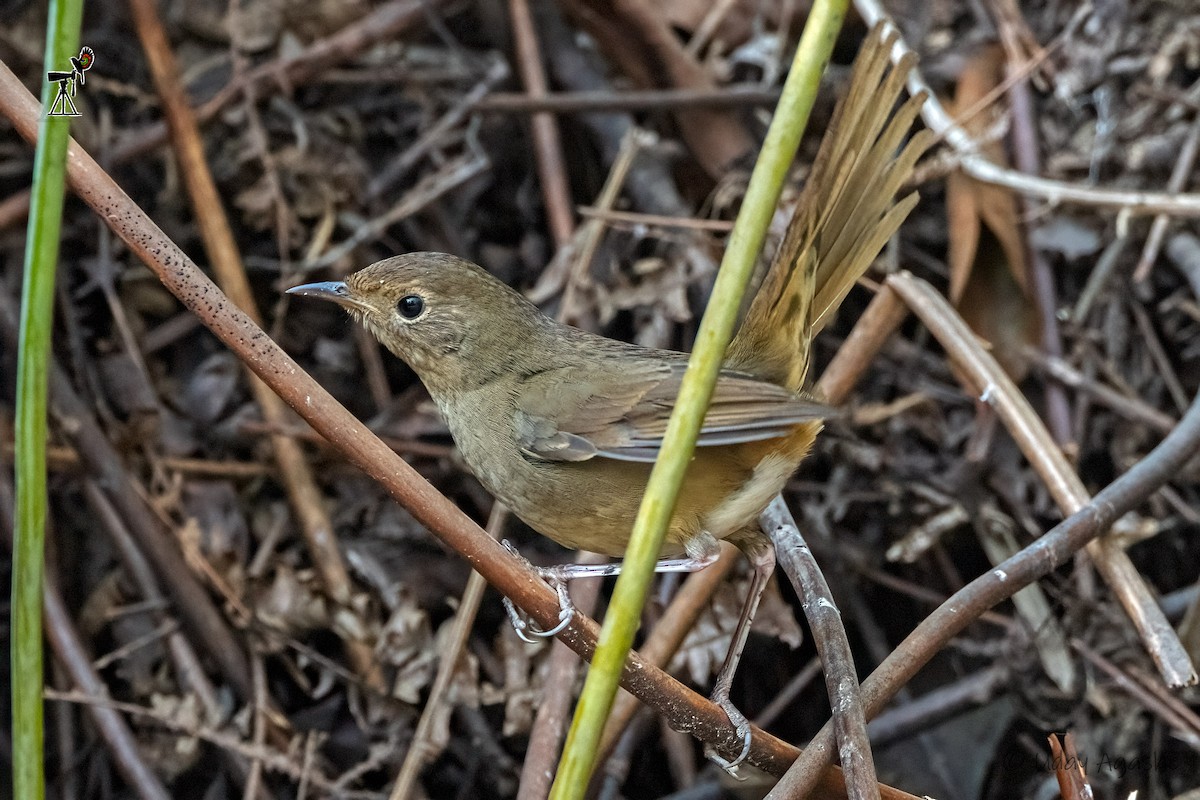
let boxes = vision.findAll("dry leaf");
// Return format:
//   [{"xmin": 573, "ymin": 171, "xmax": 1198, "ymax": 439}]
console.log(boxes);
[
  {"xmin": 498, "ymin": 626, "xmax": 546, "ymax": 736},
  {"xmin": 416, "ymin": 619, "xmax": 482, "ymax": 755},
  {"xmin": 252, "ymin": 565, "xmax": 332, "ymax": 636},
  {"xmin": 378, "ymin": 596, "xmax": 434, "ymax": 704},
  {"xmin": 141, "ymin": 693, "xmax": 206, "ymax": 779},
  {"xmin": 660, "ymin": 0, "xmax": 794, "ymax": 51},
  {"xmin": 946, "ymin": 44, "xmax": 1040, "ymax": 379}
]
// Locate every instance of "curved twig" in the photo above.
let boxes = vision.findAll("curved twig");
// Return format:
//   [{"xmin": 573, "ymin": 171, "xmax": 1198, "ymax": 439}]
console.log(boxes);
[
  {"xmin": 856, "ymin": 0, "xmax": 1200, "ymax": 217},
  {"xmin": 764, "ymin": 498, "xmax": 879, "ymax": 800}
]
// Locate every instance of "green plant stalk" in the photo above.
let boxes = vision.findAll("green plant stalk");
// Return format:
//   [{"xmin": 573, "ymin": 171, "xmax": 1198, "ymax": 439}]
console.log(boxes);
[
  {"xmin": 548, "ymin": 2, "xmax": 849, "ymax": 796},
  {"xmin": 14, "ymin": 2, "xmax": 84, "ymax": 798}
]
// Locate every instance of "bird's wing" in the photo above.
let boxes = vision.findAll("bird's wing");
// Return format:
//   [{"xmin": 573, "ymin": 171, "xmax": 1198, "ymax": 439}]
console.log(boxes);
[{"xmin": 513, "ymin": 361, "xmax": 829, "ymax": 463}]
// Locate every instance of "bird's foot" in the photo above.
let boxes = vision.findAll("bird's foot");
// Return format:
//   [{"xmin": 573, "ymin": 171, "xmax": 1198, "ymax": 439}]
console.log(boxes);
[
  {"xmin": 500, "ymin": 540, "xmax": 575, "ymax": 643},
  {"xmin": 704, "ymin": 693, "xmax": 753, "ymax": 777}
]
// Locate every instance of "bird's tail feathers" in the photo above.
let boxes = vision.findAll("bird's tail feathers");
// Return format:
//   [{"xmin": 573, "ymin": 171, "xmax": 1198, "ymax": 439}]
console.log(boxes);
[{"xmin": 730, "ymin": 25, "xmax": 933, "ymax": 392}]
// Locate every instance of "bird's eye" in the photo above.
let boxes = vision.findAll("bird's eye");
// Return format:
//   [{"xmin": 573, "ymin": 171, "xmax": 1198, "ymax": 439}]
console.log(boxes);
[{"xmin": 397, "ymin": 295, "xmax": 424, "ymax": 319}]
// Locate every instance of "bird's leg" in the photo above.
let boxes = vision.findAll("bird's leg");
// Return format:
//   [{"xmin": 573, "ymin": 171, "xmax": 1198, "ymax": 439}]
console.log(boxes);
[
  {"xmin": 500, "ymin": 537, "xmax": 721, "ymax": 642},
  {"xmin": 500, "ymin": 539, "xmax": 574, "ymax": 642},
  {"xmin": 704, "ymin": 528, "xmax": 775, "ymax": 775},
  {"xmin": 539, "ymin": 552, "xmax": 720, "ymax": 582},
  {"xmin": 502, "ymin": 574, "xmax": 574, "ymax": 643}
]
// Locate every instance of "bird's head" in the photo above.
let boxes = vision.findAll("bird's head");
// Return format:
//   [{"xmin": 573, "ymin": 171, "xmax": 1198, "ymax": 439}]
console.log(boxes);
[{"xmin": 288, "ymin": 252, "xmax": 547, "ymax": 394}]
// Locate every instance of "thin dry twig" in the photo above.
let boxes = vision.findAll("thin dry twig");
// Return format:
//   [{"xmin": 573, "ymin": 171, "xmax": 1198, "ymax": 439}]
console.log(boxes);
[
  {"xmin": 126, "ymin": 0, "xmax": 379, "ymax": 684},
  {"xmin": 1022, "ymin": 347, "xmax": 1178, "ymax": 434},
  {"xmin": 755, "ymin": 657, "xmax": 824, "ymax": 730},
  {"xmin": 42, "ymin": 690, "xmax": 376, "ymax": 797},
  {"xmin": 243, "ymin": 657, "xmax": 268, "ymax": 800},
  {"xmin": 509, "ymin": 0, "xmax": 575, "ymax": 250},
  {"xmin": 390, "ymin": 504, "xmax": 510, "ymax": 800},
  {"xmin": 83, "ymin": 483, "xmax": 225, "ymax": 725},
  {"xmin": 577, "ymin": 206, "xmax": 734, "ymax": 232},
  {"xmin": 40, "ymin": 585, "xmax": 175, "ymax": 800},
  {"xmin": 1134, "ymin": 98, "xmax": 1200, "ymax": 282},
  {"xmin": 1127, "ymin": 664, "xmax": 1200, "ymax": 740},
  {"xmin": 999, "ymin": 29, "xmax": 1074, "ymax": 450},
  {"xmin": 476, "ymin": 85, "xmax": 781, "ymax": 113},
  {"xmin": 866, "ymin": 664, "xmax": 1009, "ymax": 747},
  {"xmin": 1129, "ymin": 300, "xmax": 1192, "ymax": 415},
  {"xmin": 558, "ymin": 128, "xmax": 647, "ymax": 323},
  {"xmin": 1072, "ymin": 230, "xmax": 1131, "ymax": 321},
  {"xmin": 1072, "ymin": 641, "xmax": 1200, "ymax": 750},
  {"xmin": 367, "ymin": 58, "xmax": 509, "ymax": 201},
  {"xmin": 308, "ymin": 152, "xmax": 491, "ymax": 271}
]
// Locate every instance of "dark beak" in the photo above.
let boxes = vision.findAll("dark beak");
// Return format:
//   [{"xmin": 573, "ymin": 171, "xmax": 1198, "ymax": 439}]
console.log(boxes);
[{"xmin": 286, "ymin": 281, "xmax": 372, "ymax": 313}]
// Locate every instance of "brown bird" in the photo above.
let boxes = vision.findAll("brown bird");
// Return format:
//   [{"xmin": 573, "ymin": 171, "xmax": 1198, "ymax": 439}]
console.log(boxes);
[{"xmin": 290, "ymin": 27, "xmax": 929, "ymax": 769}]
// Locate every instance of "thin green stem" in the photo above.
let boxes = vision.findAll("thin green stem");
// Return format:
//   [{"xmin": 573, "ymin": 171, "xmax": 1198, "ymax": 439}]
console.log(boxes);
[
  {"xmin": 548, "ymin": 2, "xmax": 850, "ymax": 796},
  {"xmin": 14, "ymin": 2, "xmax": 85, "ymax": 799}
]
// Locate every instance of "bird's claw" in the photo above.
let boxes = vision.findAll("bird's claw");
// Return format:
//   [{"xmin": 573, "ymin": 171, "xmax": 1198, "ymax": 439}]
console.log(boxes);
[
  {"xmin": 705, "ymin": 695, "xmax": 753, "ymax": 777},
  {"xmin": 501, "ymin": 540, "xmax": 575, "ymax": 643}
]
